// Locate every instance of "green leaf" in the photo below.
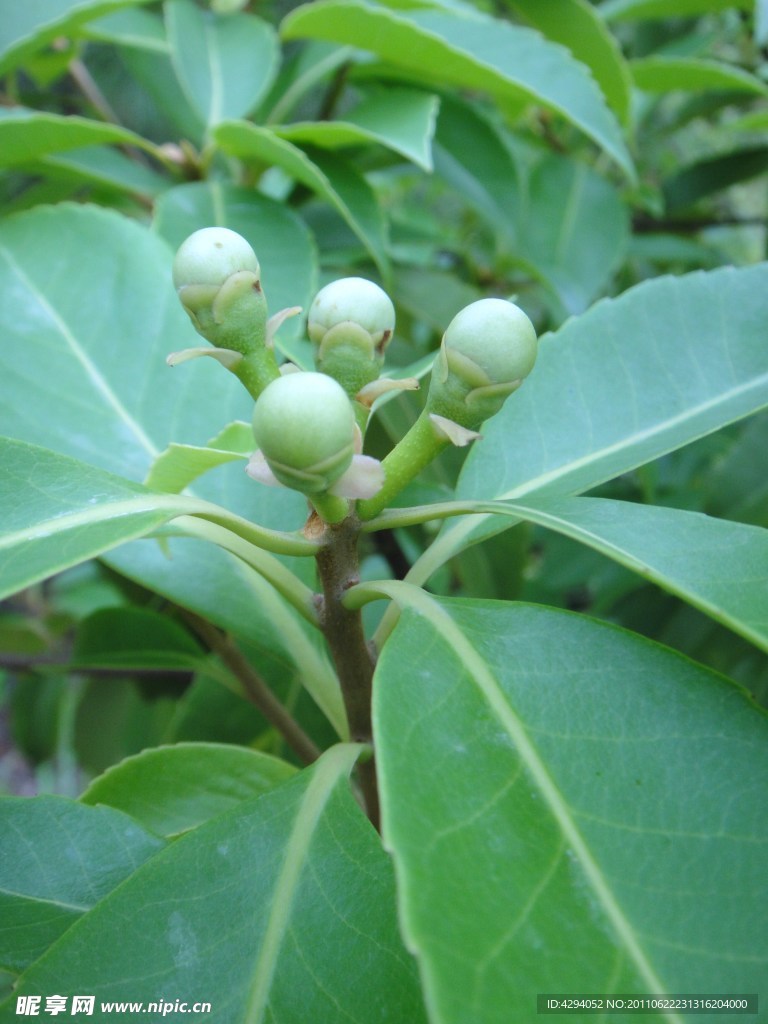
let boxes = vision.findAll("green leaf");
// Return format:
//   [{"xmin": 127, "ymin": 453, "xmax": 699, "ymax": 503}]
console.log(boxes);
[
  {"xmin": 372, "ymin": 591, "xmax": 768, "ymax": 1020},
  {"xmin": 276, "ymin": 88, "xmax": 440, "ymax": 171},
  {"xmin": 417, "ymin": 263, "xmax": 768, "ymax": 574},
  {"xmin": 0, "ymin": 437, "xmax": 319, "ymax": 602},
  {"xmin": 495, "ymin": 496, "xmax": 768, "ymax": 653},
  {"xmin": 0, "ymin": 0, "xmax": 156, "ymax": 75},
  {"xmin": 281, "ymin": 1, "xmax": 634, "ymax": 178},
  {"xmin": 0, "ymin": 108, "xmax": 159, "ymax": 168},
  {"xmin": 432, "ymin": 95, "xmax": 521, "ymax": 242},
  {"xmin": 213, "ymin": 121, "xmax": 389, "ymax": 277},
  {"xmin": 0, "ymin": 796, "xmax": 164, "ymax": 972},
  {"xmin": 38, "ymin": 145, "xmax": 169, "ymax": 198},
  {"xmin": 144, "ymin": 440, "xmax": 248, "ymax": 494},
  {"xmin": 105, "ymin": 536, "xmax": 347, "ymax": 738},
  {"xmin": 72, "ymin": 606, "xmax": 203, "ymax": 670},
  {"xmin": 663, "ymin": 148, "xmax": 768, "ymax": 213},
  {"xmin": 165, "ymin": 0, "xmax": 279, "ymax": 129},
  {"xmin": 6, "ymin": 747, "xmax": 427, "ymax": 1023},
  {"xmin": 84, "ymin": 5, "xmax": 169, "ymax": 51},
  {"xmin": 506, "ymin": 0, "xmax": 632, "ymax": 125},
  {"xmin": 152, "ymin": 181, "xmax": 318, "ymax": 352},
  {"xmin": 0, "ymin": 439, "xmax": 197, "ymax": 601},
  {"xmin": 519, "ymin": 154, "xmax": 630, "ymax": 316},
  {"xmin": 601, "ymin": 0, "xmax": 751, "ymax": 21},
  {"xmin": 631, "ymin": 56, "xmax": 768, "ymax": 95},
  {"xmin": 80, "ymin": 743, "xmax": 296, "ymax": 836}
]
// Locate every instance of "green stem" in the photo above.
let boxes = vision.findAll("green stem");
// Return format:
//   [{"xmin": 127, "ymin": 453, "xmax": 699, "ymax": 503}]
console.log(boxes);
[
  {"xmin": 232, "ymin": 348, "xmax": 281, "ymax": 402},
  {"xmin": 357, "ymin": 410, "xmax": 449, "ymax": 521},
  {"xmin": 311, "ymin": 492, "xmax": 350, "ymax": 526},
  {"xmin": 172, "ymin": 516, "xmax": 320, "ymax": 626}
]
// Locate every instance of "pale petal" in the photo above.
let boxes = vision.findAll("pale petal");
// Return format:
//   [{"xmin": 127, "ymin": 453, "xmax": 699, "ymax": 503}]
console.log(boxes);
[
  {"xmin": 166, "ymin": 346, "xmax": 243, "ymax": 369},
  {"xmin": 329, "ymin": 455, "xmax": 384, "ymax": 499},
  {"xmin": 429, "ymin": 413, "xmax": 482, "ymax": 447},
  {"xmin": 245, "ymin": 451, "xmax": 282, "ymax": 487}
]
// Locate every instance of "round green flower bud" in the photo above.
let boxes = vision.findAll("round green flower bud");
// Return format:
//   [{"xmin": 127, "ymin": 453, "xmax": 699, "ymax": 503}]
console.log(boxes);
[
  {"xmin": 173, "ymin": 227, "xmax": 259, "ymax": 293},
  {"xmin": 308, "ymin": 278, "xmax": 395, "ymax": 396},
  {"xmin": 173, "ymin": 228, "xmax": 266, "ymax": 356},
  {"xmin": 308, "ymin": 277, "xmax": 394, "ymax": 347},
  {"xmin": 252, "ymin": 372, "xmax": 356, "ymax": 495},
  {"xmin": 427, "ymin": 298, "xmax": 538, "ymax": 430}
]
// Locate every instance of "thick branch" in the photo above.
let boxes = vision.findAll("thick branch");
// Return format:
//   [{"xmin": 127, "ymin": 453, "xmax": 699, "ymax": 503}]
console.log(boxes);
[{"xmin": 315, "ymin": 515, "xmax": 380, "ymax": 829}]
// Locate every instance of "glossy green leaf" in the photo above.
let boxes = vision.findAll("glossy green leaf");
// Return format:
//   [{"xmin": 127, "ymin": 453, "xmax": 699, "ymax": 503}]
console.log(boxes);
[
  {"xmin": 631, "ymin": 56, "xmax": 768, "ymax": 95},
  {"xmin": 165, "ymin": 0, "xmax": 279, "ymax": 128},
  {"xmin": 0, "ymin": 439, "xmax": 196, "ymax": 601},
  {"xmin": 0, "ymin": 796, "xmax": 164, "ymax": 972},
  {"xmin": 0, "ymin": 437, "xmax": 319, "ymax": 603},
  {"xmin": 507, "ymin": 0, "xmax": 632, "ymax": 124},
  {"xmin": 281, "ymin": 1, "xmax": 633, "ymax": 178},
  {"xmin": 276, "ymin": 88, "xmax": 439, "ymax": 171},
  {"xmin": 6, "ymin": 747, "xmax": 427, "ymax": 1023},
  {"xmin": 81, "ymin": 743, "xmax": 296, "ymax": 836},
  {"xmin": 152, "ymin": 181, "xmax": 317, "ymax": 350},
  {"xmin": 415, "ymin": 263, "xmax": 768, "ymax": 575},
  {"xmin": 482, "ymin": 496, "xmax": 768, "ymax": 653},
  {"xmin": 601, "ymin": 0, "xmax": 750, "ymax": 20},
  {"xmin": 0, "ymin": 0, "xmax": 156, "ymax": 75},
  {"xmin": 372, "ymin": 590, "xmax": 768, "ymax": 1021},
  {"xmin": 0, "ymin": 108, "xmax": 158, "ymax": 168},
  {"xmin": 213, "ymin": 121, "xmax": 389, "ymax": 276}
]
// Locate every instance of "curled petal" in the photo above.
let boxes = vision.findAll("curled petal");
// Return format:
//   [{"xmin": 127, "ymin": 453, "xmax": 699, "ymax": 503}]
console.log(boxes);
[
  {"xmin": 355, "ymin": 376, "xmax": 420, "ymax": 408},
  {"xmin": 429, "ymin": 414, "xmax": 482, "ymax": 447},
  {"xmin": 329, "ymin": 455, "xmax": 385, "ymax": 499},
  {"xmin": 245, "ymin": 451, "xmax": 281, "ymax": 487},
  {"xmin": 166, "ymin": 347, "xmax": 243, "ymax": 369},
  {"xmin": 266, "ymin": 306, "xmax": 303, "ymax": 349}
]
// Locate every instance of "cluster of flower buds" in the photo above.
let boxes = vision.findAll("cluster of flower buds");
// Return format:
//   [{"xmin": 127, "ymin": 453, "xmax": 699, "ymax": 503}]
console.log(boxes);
[{"xmin": 170, "ymin": 227, "xmax": 538, "ymax": 525}]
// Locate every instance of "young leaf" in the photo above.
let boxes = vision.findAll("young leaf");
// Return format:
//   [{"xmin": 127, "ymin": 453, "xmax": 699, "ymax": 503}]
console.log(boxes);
[
  {"xmin": 213, "ymin": 122, "xmax": 389, "ymax": 276},
  {"xmin": 5, "ymin": 747, "xmax": 427, "ymax": 1023},
  {"xmin": 80, "ymin": 743, "xmax": 296, "ymax": 836},
  {"xmin": 0, "ymin": 797, "xmax": 165, "ymax": 972},
  {"xmin": 372, "ymin": 591, "xmax": 768, "ymax": 1021},
  {"xmin": 165, "ymin": 0, "xmax": 279, "ymax": 129},
  {"xmin": 417, "ymin": 262, "xmax": 768, "ymax": 574},
  {"xmin": 282, "ymin": 0, "xmax": 634, "ymax": 178}
]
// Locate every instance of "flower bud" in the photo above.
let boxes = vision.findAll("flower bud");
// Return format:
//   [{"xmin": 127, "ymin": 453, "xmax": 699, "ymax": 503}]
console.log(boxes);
[
  {"xmin": 250, "ymin": 372, "xmax": 356, "ymax": 495},
  {"xmin": 173, "ymin": 227, "xmax": 266, "ymax": 356},
  {"xmin": 308, "ymin": 278, "xmax": 395, "ymax": 396},
  {"xmin": 427, "ymin": 298, "xmax": 537, "ymax": 430}
]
